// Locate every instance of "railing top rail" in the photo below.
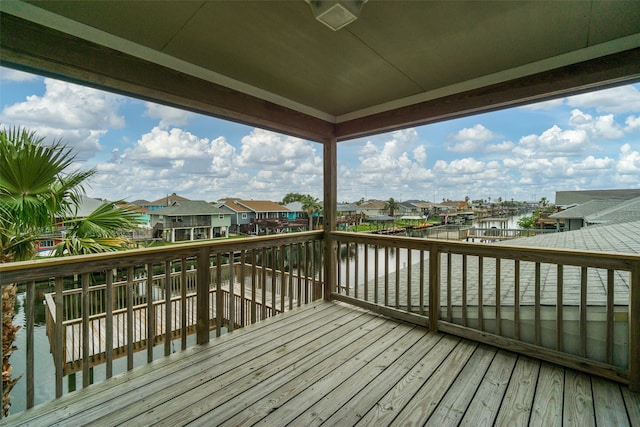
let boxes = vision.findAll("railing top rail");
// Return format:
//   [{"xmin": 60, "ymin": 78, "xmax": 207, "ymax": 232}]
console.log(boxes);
[
  {"xmin": 0, "ymin": 231, "xmax": 323, "ymax": 285},
  {"xmin": 329, "ymin": 231, "xmax": 639, "ymax": 271}
]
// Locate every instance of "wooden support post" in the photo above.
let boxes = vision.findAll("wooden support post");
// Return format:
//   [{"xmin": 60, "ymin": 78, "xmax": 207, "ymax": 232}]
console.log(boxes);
[
  {"xmin": 630, "ymin": 261, "xmax": 640, "ymax": 392},
  {"xmin": 196, "ymin": 247, "xmax": 211, "ymax": 345},
  {"xmin": 26, "ymin": 281, "xmax": 34, "ymax": 409},
  {"xmin": 323, "ymin": 136, "xmax": 337, "ymax": 300},
  {"xmin": 428, "ymin": 244, "xmax": 440, "ymax": 332}
]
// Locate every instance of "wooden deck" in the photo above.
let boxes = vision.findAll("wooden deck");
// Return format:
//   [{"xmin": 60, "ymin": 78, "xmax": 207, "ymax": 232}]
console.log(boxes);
[{"xmin": 9, "ymin": 301, "xmax": 640, "ymax": 426}]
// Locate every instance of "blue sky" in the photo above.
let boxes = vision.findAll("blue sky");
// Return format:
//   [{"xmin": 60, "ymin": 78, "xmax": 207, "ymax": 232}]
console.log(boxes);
[{"xmin": 1, "ymin": 66, "xmax": 639, "ymax": 205}]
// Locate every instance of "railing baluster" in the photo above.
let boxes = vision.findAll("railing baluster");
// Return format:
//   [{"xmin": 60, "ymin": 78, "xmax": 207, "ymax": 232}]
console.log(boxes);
[
  {"xmin": 288, "ymin": 245, "xmax": 294, "ymax": 309},
  {"xmin": 239, "ymin": 250, "xmax": 246, "ymax": 326},
  {"xmin": 146, "ymin": 263, "xmax": 154, "ymax": 363},
  {"xmin": 261, "ymin": 248, "xmax": 267, "ymax": 319},
  {"xmin": 354, "ymin": 243, "xmax": 359, "ymax": 300},
  {"xmin": 374, "ymin": 245, "xmax": 379, "ymax": 304},
  {"xmin": 514, "ymin": 260, "xmax": 520, "ymax": 341},
  {"xmin": 280, "ymin": 246, "xmax": 285, "ymax": 311},
  {"xmin": 428, "ymin": 244, "xmax": 440, "ymax": 332},
  {"xmin": 271, "ymin": 246, "xmax": 277, "ymax": 315},
  {"xmin": 395, "ymin": 247, "xmax": 400, "ymax": 309},
  {"xmin": 345, "ymin": 242, "xmax": 350, "ymax": 297},
  {"xmin": 164, "ymin": 260, "xmax": 172, "ymax": 356},
  {"xmin": 384, "ymin": 246, "xmax": 389, "ymax": 306},
  {"xmin": 556, "ymin": 265, "xmax": 563, "ymax": 352},
  {"xmin": 126, "ymin": 266, "xmax": 134, "ymax": 370},
  {"xmin": 216, "ymin": 252, "xmax": 223, "ymax": 336},
  {"xmin": 580, "ymin": 266, "xmax": 588, "ymax": 357},
  {"xmin": 82, "ymin": 273, "xmax": 90, "ymax": 388},
  {"xmin": 229, "ymin": 251, "xmax": 236, "ymax": 331},
  {"xmin": 495, "ymin": 258, "xmax": 501, "ymax": 336},
  {"xmin": 447, "ymin": 253, "xmax": 452, "ymax": 322},
  {"xmin": 535, "ymin": 262, "xmax": 541, "ymax": 346},
  {"xmin": 55, "ymin": 276, "xmax": 64, "ymax": 398},
  {"xmin": 251, "ymin": 249, "xmax": 257, "ymax": 323},
  {"xmin": 336, "ymin": 242, "xmax": 342, "ymax": 295},
  {"xmin": 181, "ymin": 258, "xmax": 187, "ymax": 350},
  {"xmin": 478, "ymin": 257, "xmax": 483, "ymax": 331},
  {"xmin": 363, "ymin": 244, "xmax": 369, "ymax": 302},
  {"xmin": 606, "ymin": 269, "xmax": 614, "ymax": 365},
  {"xmin": 407, "ymin": 249, "xmax": 412, "ymax": 313},
  {"xmin": 26, "ymin": 280, "xmax": 35, "ymax": 409},
  {"xmin": 462, "ymin": 255, "xmax": 467, "ymax": 327},
  {"xmin": 105, "ymin": 272, "xmax": 113, "ymax": 379},
  {"xmin": 419, "ymin": 250, "xmax": 424, "ymax": 316}
]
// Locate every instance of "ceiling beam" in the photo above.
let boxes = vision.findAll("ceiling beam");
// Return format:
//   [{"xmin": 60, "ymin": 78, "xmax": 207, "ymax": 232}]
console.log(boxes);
[
  {"xmin": 335, "ymin": 48, "xmax": 640, "ymax": 141},
  {"xmin": 0, "ymin": 13, "xmax": 335, "ymax": 143}
]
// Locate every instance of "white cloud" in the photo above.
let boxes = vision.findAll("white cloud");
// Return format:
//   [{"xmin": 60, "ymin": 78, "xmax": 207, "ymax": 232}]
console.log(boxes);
[
  {"xmin": 567, "ymin": 85, "xmax": 640, "ymax": 113},
  {"xmin": 145, "ymin": 102, "xmax": 193, "ymax": 128},
  {"xmin": 413, "ymin": 145, "xmax": 427, "ymax": 164},
  {"xmin": 0, "ymin": 79, "xmax": 124, "ymax": 160},
  {"xmin": 0, "ymin": 67, "xmax": 39, "ymax": 82},
  {"xmin": 625, "ymin": 116, "xmax": 640, "ymax": 132},
  {"xmin": 568, "ymin": 109, "xmax": 623, "ymax": 140},
  {"xmin": 519, "ymin": 98, "xmax": 565, "ymax": 111},
  {"xmin": 617, "ymin": 144, "xmax": 640, "ymax": 175},
  {"xmin": 514, "ymin": 125, "xmax": 590, "ymax": 157}
]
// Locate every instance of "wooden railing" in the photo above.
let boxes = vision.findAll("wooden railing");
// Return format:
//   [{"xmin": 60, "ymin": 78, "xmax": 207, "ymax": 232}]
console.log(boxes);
[
  {"xmin": 0, "ymin": 231, "xmax": 324, "ymax": 411},
  {"xmin": 329, "ymin": 231, "xmax": 640, "ymax": 392}
]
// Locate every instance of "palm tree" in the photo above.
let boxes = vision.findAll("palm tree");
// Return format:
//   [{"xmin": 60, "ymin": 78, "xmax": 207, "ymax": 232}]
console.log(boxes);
[
  {"xmin": 301, "ymin": 195, "xmax": 321, "ymax": 231},
  {"xmin": 0, "ymin": 127, "xmax": 139, "ymax": 415},
  {"xmin": 384, "ymin": 197, "xmax": 399, "ymax": 218}
]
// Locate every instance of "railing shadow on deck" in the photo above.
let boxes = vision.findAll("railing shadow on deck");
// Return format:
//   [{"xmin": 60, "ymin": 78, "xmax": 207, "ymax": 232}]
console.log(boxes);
[
  {"xmin": 329, "ymin": 231, "xmax": 640, "ymax": 393},
  {"xmin": 0, "ymin": 231, "xmax": 324, "ymax": 415}
]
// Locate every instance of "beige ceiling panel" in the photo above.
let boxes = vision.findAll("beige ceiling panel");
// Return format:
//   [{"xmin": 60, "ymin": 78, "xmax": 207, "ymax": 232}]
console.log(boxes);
[
  {"xmin": 588, "ymin": 1, "xmax": 640, "ymax": 45},
  {"xmin": 351, "ymin": 2, "xmax": 592, "ymax": 93},
  {"xmin": 161, "ymin": 2, "xmax": 423, "ymax": 116},
  {"xmin": 27, "ymin": 0, "xmax": 204, "ymax": 51}
]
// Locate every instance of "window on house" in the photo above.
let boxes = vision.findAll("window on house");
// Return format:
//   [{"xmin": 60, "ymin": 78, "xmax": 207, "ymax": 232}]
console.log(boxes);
[
  {"xmin": 241, "ymin": 213, "xmax": 248, "ymax": 219},
  {"xmin": 219, "ymin": 214, "xmax": 224, "ymax": 219}
]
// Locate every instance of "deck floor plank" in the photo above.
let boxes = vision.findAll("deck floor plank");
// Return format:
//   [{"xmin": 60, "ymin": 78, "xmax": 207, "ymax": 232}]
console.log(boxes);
[
  {"xmin": 459, "ymin": 349, "xmax": 517, "ymax": 426},
  {"xmin": 592, "ymin": 376, "xmax": 631, "ymax": 427},
  {"xmin": 392, "ymin": 339, "xmax": 478, "ymax": 425},
  {"xmin": 87, "ymin": 305, "xmax": 371, "ymax": 426},
  {"xmin": 494, "ymin": 356, "xmax": 541, "ymax": 426},
  {"xmin": 562, "ymin": 370, "xmax": 595, "ymax": 427},
  {"xmin": 8, "ymin": 301, "xmax": 639, "ymax": 427},
  {"xmin": 306, "ymin": 330, "xmax": 445, "ymax": 427},
  {"xmin": 621, "ymin": 386, "xmax": 640, "ymax": 427},
  {"xmin": 424, "ymin": 344, "xmax": 496, "ymax": 426},
  {"xmin": 213, "ymin": 320, "xmax": 418, "ymax": 426},
  {"xmin": 356, "ymin": 335, "xmax": 461, "ymax": 425},
  {"xmin": 185, "ymin": 315, "xmax": 395, "ymax": 426},
  {"xmin": 530, "ymin": 363, "xmax": 565, "ymax": 427}
]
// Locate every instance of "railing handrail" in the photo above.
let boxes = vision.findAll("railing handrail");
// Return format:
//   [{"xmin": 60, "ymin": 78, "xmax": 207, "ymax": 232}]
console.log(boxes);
[
  {"xmin": 0, "ymin": 231, "xmax": 324, "ymax": 285},
  {"xmin": 330, "ymin": 231, "xmax": 639, "ymax": 270}
]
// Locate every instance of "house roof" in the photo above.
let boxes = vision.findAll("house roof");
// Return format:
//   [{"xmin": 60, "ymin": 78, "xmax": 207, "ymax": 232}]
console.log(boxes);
[
  {"xmin": 148, "ymin": 193, "xmax": 191, "ymax": 207},
  {"xmin": 221, "ymin": 199, "xmax": 288, "ymax": 213},
  {"xmin": 550, "ymin": 200, "xmax": 621, "ymax": 220},
  {"xmin": 504, "ymin": 220, "xmax": 640, "ymax": 255},
  {"xmin": 584, "ymin": 196, "xmax": 640, "ymax": 225},
  {"xmin": 2, "ymin": 2, "xmax": 639, "ymax": 143},
  {"xmin": 153, "ymin": 200, "xmax": 229, "ymax": 216},
  {"xmin": 64, "ymin": 195, "xmax": 104, "ymax": 218},
  {"xmin": 555, "ymin": 189, "xmax": 640, "ymax": 205}
]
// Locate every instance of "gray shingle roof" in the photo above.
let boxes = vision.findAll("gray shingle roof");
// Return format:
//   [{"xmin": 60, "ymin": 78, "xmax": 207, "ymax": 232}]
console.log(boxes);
[{"xmin": 153, "ymin": 200, "xmax": 229, "ymax": 216}]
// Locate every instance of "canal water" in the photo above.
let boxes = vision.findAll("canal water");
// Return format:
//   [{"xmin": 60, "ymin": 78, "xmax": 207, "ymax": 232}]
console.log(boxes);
[{"xmin": 9, "ymin": 213, "xmax": 529, "ymax": 414}]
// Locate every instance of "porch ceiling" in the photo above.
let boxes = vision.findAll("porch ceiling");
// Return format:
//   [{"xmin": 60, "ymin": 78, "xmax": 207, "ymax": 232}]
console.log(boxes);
[{"xmin": 2, "ymin": 1, "xmax": 640, "ymax": 142}]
